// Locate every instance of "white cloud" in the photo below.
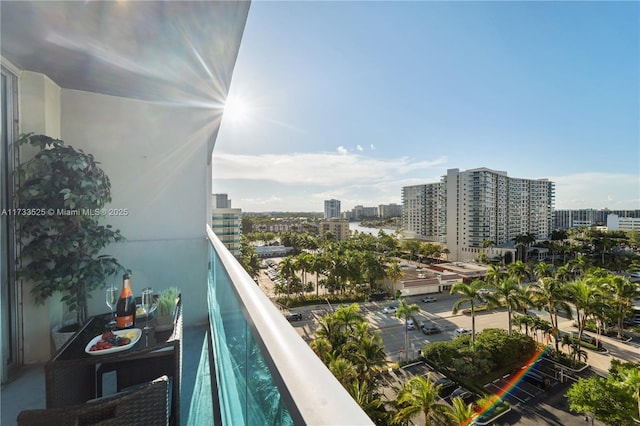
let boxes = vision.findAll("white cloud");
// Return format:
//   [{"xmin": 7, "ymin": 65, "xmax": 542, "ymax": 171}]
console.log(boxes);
[
  {"xmin": 213, "ymin": 151, "xmax": 447, "ymax": 186},
  {"xmin": 550, "ymin": 172, "xmax": 640, "ymax": 209},
  {"xmin": 356, "ymin": 144, "xmax": 363, "ymax": 151},
  {"xmin": 337, "ymin": 146, "xmax": 348, "ymax": 155},
  {"xmin": 370, "ymin": 144, "xmax": 376, "ymax": 150}
]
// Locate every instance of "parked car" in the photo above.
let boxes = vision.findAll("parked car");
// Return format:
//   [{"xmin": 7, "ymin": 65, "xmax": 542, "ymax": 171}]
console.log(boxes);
[
  {"xmin": 421, "ymin": 323, "xmax": 442, "ymax": 335},
  {"xmin": 285, "ymin": 312, "xmax": 302, "ymax": 322},
  {"xmin": 450, "ymin": 387, "xmax": 478, "ymax": 404},
  {"xmin": 382, "ymin": 305, "xmax": 398, "ymax": 314},
  {"xmin": 434, "ymin": 378, "xmax": 457, "ymax": 397},
  {"xmin": 369, "ymin": 291, "xmax": 389, "ymax": 301},
  {"xmin": 421, "ymin": 296, "xmax": 436, "ymax": 303},
  {"xmin": 453, "ymin": 328, "xmax": 472, "ymax": 338},
  {"xmin": 406, "ymin": 319, "xmax": 416, "ymax": 330}
]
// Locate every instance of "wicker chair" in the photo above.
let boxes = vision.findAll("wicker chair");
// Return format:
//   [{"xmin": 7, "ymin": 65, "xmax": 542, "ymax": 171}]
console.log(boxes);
[{"xmin": 17, "ymin": 375, "xmax": 169, "ymax": 426}]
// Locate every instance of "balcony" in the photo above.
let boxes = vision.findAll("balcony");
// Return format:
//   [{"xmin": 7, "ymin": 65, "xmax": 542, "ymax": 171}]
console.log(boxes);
[{"xmin": 1, "ymin": 227, "xmax": 371, "ymax": 425}]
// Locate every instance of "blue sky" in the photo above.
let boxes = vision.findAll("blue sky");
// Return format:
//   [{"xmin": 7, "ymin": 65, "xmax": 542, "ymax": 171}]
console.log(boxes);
[{"xmin": 213, "ymin": 1, "xmax": 639, "ymax": 213}]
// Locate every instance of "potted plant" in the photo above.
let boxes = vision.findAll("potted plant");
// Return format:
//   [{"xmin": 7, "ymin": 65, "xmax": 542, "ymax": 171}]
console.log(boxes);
[
  {"xmin": 13, "ymin": 134, "xmax": 125, "ymax": 347},
  {"xmin": 155, "ymin": 287, "xmax": 180, "ymax": 331}
]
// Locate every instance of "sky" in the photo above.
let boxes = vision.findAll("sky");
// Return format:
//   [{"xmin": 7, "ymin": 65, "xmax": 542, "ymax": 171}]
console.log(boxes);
[{"xmin": 212, "ymin": 1, "xmax": 640, "ymax": 213}]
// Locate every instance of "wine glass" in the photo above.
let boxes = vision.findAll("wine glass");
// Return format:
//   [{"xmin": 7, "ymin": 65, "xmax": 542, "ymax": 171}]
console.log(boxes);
[
  {"xmin": 141, "ymin": 287, "xmax": 153, "ymax": 333},
  {"xmin": 105, "ymin": 286, "xmax": 118, "ymax": 329}
]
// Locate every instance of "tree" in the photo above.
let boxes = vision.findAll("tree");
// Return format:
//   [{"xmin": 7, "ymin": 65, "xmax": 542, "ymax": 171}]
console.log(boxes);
[
  {"xmin": 620, "ymin": 366, "xmax": 640, "ymax": 422},
  {"xmin": 485, "ymin": 278, "xmax": 526, "ymax": 335},
  {"xmin": 451, "ymin": 280, "xmax": 486, "ymax": 344},
  {"xmin": 484, "ymin": 264, "xmax": 506, "ymax": 288},
  {"xmin": 566, "ymin": 375, "xmax": 636, "ymax": 425},
  {"xmin": 386, "ymin": 260, "xmax": 404, "ymax": 293},
  {"xmin": 445, "ymin": 396, "xmax": 476, "ymax": 426},
  {"xmin": 530, "ymin": 276, "xmax": 572, "ymax": 352},
  {"xmin": 507, "ymin": 260, "xmax": 531, "ymax": 286},
  {"xmin": 567, "ymin": 277, "xmax": 602, "ymax": 350},
  {"xmin": 533, "ymin": 261, "xmax": 553, "ymax": 280},
  {"xmin": 14, "ymin": 134, "xmax": 125, "ymax": 325},
  {"xmin": 402, "ymin": 239, "xmax": 421, "ymax": 262},
  {"xmin": 396, "ymin": 298, "xmax": 420, "ymax": 361},
  {"xmin": 395, "ymin": 376, "xmax": 447, "ymax": 426},
  {"xmin": 603, "ymin": 274, "xmax": 640, "ymax": 339},
  {"xmin": 278, "ymin": 256, "xmax": 297, "ymax": 296}
]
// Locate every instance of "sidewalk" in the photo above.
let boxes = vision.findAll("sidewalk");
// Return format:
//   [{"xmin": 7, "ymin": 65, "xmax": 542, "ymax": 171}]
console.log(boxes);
[{"xmin": 556, "ymin": 318, "xmax": 640, "ymax": 376}]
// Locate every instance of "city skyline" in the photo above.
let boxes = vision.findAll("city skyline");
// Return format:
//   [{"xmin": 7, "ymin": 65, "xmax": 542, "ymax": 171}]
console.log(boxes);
[{"xmin": 212, "ymin": 1, "xmax": 639, "ymax": 212}]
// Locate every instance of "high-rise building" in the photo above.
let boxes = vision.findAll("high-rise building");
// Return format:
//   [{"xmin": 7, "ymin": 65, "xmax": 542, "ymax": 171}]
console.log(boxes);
[
  {"xmin": 378, "ymin": 203, "xmax": 402, "ymax": 219},
  {"xmin": 213, "ymin": 193, "xmax": 232, "ymax": 209},
  {"xmin": 402, "ymin": 168, "xmax": 555, "ymax": 261},
  {"xmin": 324, "ymin": 199, "xmax": 341, "ymax": 219},
  {"xmin": 212, "ymin": 194, "xmax": 242, "ymax": 257},
  {"xmin": 401, "ymin": 183, "xmax": 442, "ymax": 242}
]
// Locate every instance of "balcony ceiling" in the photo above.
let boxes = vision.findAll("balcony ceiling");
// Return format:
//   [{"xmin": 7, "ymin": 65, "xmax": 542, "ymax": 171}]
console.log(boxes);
[{"xmin": 1, "ymin": 1, "xmax": 249, "ymax": 104}]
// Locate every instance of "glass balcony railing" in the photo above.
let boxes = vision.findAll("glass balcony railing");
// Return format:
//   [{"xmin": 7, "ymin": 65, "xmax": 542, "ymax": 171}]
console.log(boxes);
[{"xmin": 205, "ymin": 226, "xmax": 372, "ymax": 425}]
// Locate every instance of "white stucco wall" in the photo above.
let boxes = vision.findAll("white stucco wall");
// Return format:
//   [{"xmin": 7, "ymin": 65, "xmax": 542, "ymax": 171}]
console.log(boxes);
[
  {"xmin": 18, "ymin": 74, "xmax": 213, "ymax": 361},
  {"xmin": 61, "ymin": 89, "xmax": 211, "ymax": 326}
]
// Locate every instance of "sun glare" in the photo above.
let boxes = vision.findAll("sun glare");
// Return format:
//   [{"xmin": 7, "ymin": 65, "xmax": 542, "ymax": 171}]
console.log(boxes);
[{"xmin": 223, "ymin": 95, "xmax": 250, "ymax": 125}]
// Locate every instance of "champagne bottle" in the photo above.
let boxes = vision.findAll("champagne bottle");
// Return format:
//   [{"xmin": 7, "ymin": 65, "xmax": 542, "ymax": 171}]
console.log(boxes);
[{"xmin": 116, "ymin": 274, "xmax": 136, "ymax": 329}]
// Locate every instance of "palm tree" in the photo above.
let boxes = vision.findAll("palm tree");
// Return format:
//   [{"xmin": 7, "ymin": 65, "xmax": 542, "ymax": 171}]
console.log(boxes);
[
  {"xmin": 567, "ymin": 277, "xmax": 602, "ymax": 347},
  {"xmin": 484, "ymin": 264, "xmax": 506, "ymax": 288},
  {"xmin": 328, "ymin": 357, "xmax": 357, "ymax": 387},
  {"xmin": 396, "ymin": 299, "xmax": 421, "ymax": 361},
  {"xmin": 309, "ymin": 253, "xmax": 328, "ymax": 297},
  {"xmin": 279, "ymin": 255, "xmax": 297, "ymax": 296},
  {"xmin": 333, "ymin": 303, "xmax": 365, "ymax": 333},
  {"xmin": 530, "ymin": 276, "xmax": 573, "ymax": 352},
  {"xmin": 294, "ymin": 252, "xmax": 312, "ymax": 291},
  {"xmin": 569, "ymin": 254, "xmax": 592, "ymax": 278},
  {"xmin": 386, "ymin": 260, "xmax": 404, "ymax": 294},
  {"xmin": 534, "ymin": 261, "xmax": 553, "ymax": 280},
  {"xmin": 508, "ymin": 260, "xmax": 531, "ymax": 286},
  {"xmin": 395, "ymin": 375, "xmax": 447, "ymax": 426},
  {"xmin": 485, "ymin": 278, "xmax": 527, "ymax": 335},
  {"xmin": 451, "ymin": 280, "xmax": 485, "ymax": 344},
  {"xmin": 555, "ymin": 264, "xmax": 573, "ymax": 285},
  {"xmin": 569, "ymin": 342, "xmax": 587, "ymax": 364},
  {"xmin": 350, "ymin": 331, "xmax": 387, "ymax": 383},
  {"xmin": 604, "ymin": 274, "xmax": 640, "ymax": 339},
  {"xmin": 445, "ymin": 396, "xmax": 476, "ymax": 426}
]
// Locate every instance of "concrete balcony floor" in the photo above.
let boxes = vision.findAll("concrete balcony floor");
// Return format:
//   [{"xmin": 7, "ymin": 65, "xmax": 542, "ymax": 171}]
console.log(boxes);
[{"xmin": 1, "ymin": 325, "xmax": 207, "ymax": 426}]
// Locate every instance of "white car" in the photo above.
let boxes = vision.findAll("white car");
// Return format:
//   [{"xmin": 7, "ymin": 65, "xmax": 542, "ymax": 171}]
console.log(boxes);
[
  {"xmin": 382, "ymin": 305, "xmax": 398, "ymax": 314},
  {"xmin": 421, "ymin": 296, "xmax": 436, "ymax": 303},
  {"xmin": 453, "ymin": 328, "xmax": 472, "ymax": 338},
  {"xmin": 406, "ymin": 319, "xmax": 416, "ymax": 330}
]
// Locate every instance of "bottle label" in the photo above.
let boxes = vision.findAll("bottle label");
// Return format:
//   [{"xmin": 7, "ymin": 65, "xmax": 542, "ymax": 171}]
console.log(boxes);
[{"xmin": 116, "ymin": 315, "xmax": 134, "ymax": 329}]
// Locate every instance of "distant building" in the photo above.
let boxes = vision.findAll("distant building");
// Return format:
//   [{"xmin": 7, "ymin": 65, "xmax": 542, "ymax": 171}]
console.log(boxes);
[
  {"xmin": 402, "ymin": 168, "xmax": 555, "ymax": 262},
  {"xmin": 554, "ymin": 209, "xmax": 640, "ymax": 230},
  {"xmin": 347, "ymin": 205, "xmax": 378, "ymax": 220},
  {"xmin": 607, "ymin": 214, "xmax": 640, "ymax": 231},
  {"xmin": 401, "ymin": 183, "xmax": 442, "ymax": 242},
  {"xmin": 213, "ymin": 193, "xmax": 232, "ymax": 209},
  {"xmin": 324, "ymin": 199, "xmax": 341, "ymax": 219},
  {"xmin": 211, "ymin": 194, "xmax": 242, "ymax": 257},
  {"xmin": 378, "ymin": 203, "xmax": 402, "ymax": 219},
  {"xmin": 320, "ymin": 218, "xmax": 350, "ymax": 241}
]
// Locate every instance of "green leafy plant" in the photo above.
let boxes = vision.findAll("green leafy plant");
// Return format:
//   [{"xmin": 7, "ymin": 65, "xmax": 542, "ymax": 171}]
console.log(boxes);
[
  {"xmin": 14, "ymin": 134, "xmax": 125, "ymax": 325},
  {"xmin": 157, "ymin": 287, "xmax": 180, "ymax": 316}
]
